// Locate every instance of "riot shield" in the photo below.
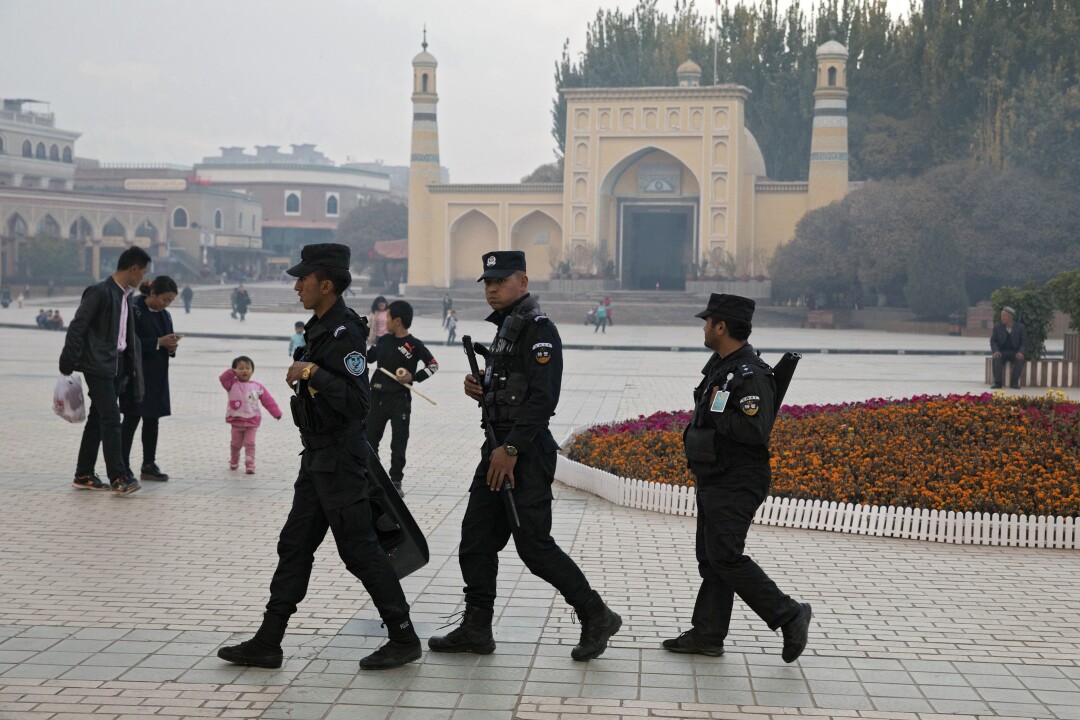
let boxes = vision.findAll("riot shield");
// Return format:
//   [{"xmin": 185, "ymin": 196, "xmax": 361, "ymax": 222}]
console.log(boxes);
[{"xmin": 366, "ymin": 447, "xmax": 429, "ymax": 579}]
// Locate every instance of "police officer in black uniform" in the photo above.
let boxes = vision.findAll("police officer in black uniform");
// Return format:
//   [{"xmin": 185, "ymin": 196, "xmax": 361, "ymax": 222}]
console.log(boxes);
[
  {"xmin": 665, "ymin": 293, "xmax": 812, "ymax": 662},
  {"xmin": 217, "ymin": 243, "xmax": 421, "ymax": 671},
  {"xmin": 428, "ymin": 250, "xmax": 621, "ymax": 661}
]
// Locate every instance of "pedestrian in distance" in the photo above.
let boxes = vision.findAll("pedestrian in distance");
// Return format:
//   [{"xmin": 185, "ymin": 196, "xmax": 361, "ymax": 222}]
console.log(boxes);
[
  {"xmin": 445, "ymin": 309, "xmax": 458, "ymax": 346},
  {"xmin": 442, "ymin": 293, "xmax": 453, "ymax": 326},
  {"xmin": 288, "ymin": 320, "xmax": 306, "ymax": 358},
  {"xmin": 181, "ymin": 284, "xmax": 193, "ymax": 314},
  {"xmin": 121, "ymin": 276, "xmax": 181, "ymax": 482},
  {"xmin": 428, "ymin": 250, "xmax": 622, "ymax": 662},
  {"xmin": 217, "ymin": 243, "xmax": 422, "ymax": 671},
  {"xmin": 666, "ymin": 292, "xmax": 812, "ymax": 662},
  {"xmin": 365, "ymin": 300, "xmax": 439, "ymax": 497},
  {"xmin": 234, "ymin": 284, "xmax": 251, "ymax": 321},
  {"xmin": 593, "ymin": 300, "xmax": 608, "ymax": 333},
  {"xmin": 219, "ymin": 356, "xmax": 282, "ymax": 474},
  {"xmin": 58, "ymin": 246, "xmax": 152, "ymax": 496}
]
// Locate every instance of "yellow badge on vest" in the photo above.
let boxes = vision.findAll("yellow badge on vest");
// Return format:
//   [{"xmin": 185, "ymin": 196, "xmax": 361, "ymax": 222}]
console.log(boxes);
[{"xmin": 739, "ymin": 395, "xmax": 760, "ymax": 416}]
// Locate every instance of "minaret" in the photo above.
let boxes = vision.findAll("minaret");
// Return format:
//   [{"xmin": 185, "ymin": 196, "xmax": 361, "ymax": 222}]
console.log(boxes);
[
  {"xmin": 807, "ymin": 35, "xmax": 850, "ymax": 210},
  {"xmin": 408, "ymin": 28, "xmax": 441, "ymax": 286}
]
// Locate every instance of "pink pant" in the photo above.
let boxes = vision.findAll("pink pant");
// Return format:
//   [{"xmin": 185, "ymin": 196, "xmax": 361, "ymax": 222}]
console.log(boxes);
[{"xmin": 230, "ymin": 425, "xmax": 258, "ymax": 470}]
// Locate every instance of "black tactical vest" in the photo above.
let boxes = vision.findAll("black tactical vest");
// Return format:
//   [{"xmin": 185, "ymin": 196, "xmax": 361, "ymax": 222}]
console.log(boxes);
[{"xmin": 484, "ymin": 302, "xmax": 542, "ymax": 424}]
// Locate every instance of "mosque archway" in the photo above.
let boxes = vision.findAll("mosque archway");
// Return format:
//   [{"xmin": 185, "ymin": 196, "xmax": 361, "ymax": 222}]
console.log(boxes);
[{"xmin": 600, "ymin": 147, "xmax": 700, "ymax": 290}]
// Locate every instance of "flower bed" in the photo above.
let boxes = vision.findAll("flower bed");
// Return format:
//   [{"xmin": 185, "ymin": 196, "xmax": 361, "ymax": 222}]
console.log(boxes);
[{"xmin": 565, "ymin": 393, "xmax": 1080, "ymax": 518}]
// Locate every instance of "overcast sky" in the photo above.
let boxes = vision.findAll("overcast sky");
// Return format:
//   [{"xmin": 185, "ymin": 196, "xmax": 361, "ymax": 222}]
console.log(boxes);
[{"xmin": 3, "ymin": 0, "xmax": 908, "ymax": 184}]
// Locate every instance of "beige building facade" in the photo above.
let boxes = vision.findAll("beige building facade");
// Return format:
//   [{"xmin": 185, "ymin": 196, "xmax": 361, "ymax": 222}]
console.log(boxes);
[{"xmin": 407, "ymin": 40, "xmax": 851, "ymax": 293}]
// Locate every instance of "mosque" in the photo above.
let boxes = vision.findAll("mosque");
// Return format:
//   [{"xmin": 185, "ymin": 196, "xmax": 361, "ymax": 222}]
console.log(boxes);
[{"xmin": 406, "ymin": 36, "xmax": 851, "ymax": 293}]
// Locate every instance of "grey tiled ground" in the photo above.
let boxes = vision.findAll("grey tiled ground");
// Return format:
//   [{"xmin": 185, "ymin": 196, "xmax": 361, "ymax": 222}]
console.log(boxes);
[{"xmin": 1, "ymin": 304, "xmax": 1078, "ymax": 719}]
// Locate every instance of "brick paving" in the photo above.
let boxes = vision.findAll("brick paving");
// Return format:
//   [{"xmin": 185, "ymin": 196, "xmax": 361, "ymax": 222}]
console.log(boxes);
[{"xmin": 1, "ymin": 305, "xmax": 1078, "ymax": 720}]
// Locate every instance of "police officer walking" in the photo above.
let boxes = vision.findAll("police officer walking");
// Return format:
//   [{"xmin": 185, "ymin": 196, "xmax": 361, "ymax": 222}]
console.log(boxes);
[
  {"xmin": 217, "ymin": 243, "xmax": 421, "ymax": 671},
  {"xmin": 429, "ymin": 250, "xmax": 621, "ymax": 661},
  {"xmin": 666, "ymin": 293, "xmax": 812, "ymax": 662}
]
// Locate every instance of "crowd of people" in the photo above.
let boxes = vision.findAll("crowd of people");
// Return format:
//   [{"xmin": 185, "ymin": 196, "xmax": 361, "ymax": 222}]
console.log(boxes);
[{"xmin": 35, "ymin": 308, "xmax": 65, "ymax": 330}]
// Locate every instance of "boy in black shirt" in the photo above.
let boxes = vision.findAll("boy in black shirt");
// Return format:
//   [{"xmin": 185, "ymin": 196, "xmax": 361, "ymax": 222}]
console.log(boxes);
[{"xmin": 365, "ymin": 300, "xmax": 438, "ymax": 496}]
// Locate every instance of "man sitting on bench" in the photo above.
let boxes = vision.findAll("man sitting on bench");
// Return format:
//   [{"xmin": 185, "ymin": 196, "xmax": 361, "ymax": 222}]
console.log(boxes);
[{"xmin": 990, "ymin": 306, "xmax": 1027, "ymax": 389}]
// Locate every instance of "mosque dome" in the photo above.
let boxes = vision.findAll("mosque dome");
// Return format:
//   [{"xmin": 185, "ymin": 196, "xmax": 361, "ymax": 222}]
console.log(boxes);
[
  {"xmin": 677, "ymin": 58, "xmax": 702, "ymax": 87},
  {"xmin": 816, "ymin": 39, "xmax": 848, "ymax": 58},
  {"xmin": 413, "ymin": 48, "xmax": 437, "ymax": 67}
]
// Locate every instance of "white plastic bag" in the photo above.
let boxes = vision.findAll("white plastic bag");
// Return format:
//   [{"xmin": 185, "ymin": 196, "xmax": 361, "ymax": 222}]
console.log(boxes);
[{"xmin": 54, "ymin": 374, "xmax": 86, "ymax": 423}]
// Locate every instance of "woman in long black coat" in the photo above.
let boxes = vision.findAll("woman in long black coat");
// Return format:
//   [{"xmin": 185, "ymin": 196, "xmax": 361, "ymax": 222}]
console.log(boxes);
[{"xmin": 121, "ymin": 276, "xmax": 181, "ymax": 481}]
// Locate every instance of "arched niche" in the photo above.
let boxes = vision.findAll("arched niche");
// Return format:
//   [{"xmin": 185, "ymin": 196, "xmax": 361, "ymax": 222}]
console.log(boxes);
[
  {"xmin": 449, "ymin": 209, "xmax": 498, "ymax": 283},
  {"xmin": 510, "ymin": 210, "xmax": 563, "ymax": 282}
]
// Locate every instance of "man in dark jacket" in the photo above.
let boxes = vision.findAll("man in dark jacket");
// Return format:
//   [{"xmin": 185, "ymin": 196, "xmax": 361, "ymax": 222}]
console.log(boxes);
[
  {"xmin": 990, "ymin": 306, "xmax": 1028, "ymax": 389},
  {"xmin": 427, "ymin": 251, "xmax": 621, "ymax": 662},
  {"xmin": 59, "ymin": 246, "xmax": 151, "ymax": 496},
  {"xmin": 665, "ymin": 293, "xmax": 812, "ymax": 662}
]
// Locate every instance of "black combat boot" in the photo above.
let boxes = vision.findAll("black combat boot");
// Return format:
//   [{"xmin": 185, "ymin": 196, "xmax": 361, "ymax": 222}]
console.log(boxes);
[
  {"xmin": 217, "ymin": 612, "xmax": 287, "ymax": 669},
  {"xmin": 427, "ymin": 605, "xmax": 496, "ymax": 654},
  {"xmin": 662, "ymin": 629, "xmax": 724, "ymax": 656},
  {"xmin": 781, "ymin": 602, "xmax": 812, "ymax": 663},
  {"xmin": 571, "ymin": 592, "xmax": 622, "ymax": 661},
  {"xmin": 359, "ymin": 614, "xmax": 422, "ymax": 670}
]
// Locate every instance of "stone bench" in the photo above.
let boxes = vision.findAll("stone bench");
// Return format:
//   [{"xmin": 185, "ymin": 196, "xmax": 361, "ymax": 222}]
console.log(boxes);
[
  {"xmin": 984, "ymin": 357, "xmax": 1080, "ymax": 388},
  {"xmin": 804, "ymin": 309, "xmax": 850, "ymax": 329}
]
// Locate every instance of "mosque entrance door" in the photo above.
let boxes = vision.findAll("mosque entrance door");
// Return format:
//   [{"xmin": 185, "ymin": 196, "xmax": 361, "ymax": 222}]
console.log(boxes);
[{"xmin": 620, "ymin": 204, "xmax": 695, "ymax": 290}]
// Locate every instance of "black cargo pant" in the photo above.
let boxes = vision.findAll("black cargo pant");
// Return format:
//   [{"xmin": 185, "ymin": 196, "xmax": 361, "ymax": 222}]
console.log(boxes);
[
  {"xmin": 366, "ymin": 389, "xmax": 411, "ymax": 485},
  {"xmin": 266, "ymin": 444, "xmax": 409, "ymax": 620},
  {"xmin": 692, "ymin": 466, "xmax": 800, "ymax": 643},
  {"xmin": 458, "ymin": 438, "xmax": 593, "ymax": 611}
]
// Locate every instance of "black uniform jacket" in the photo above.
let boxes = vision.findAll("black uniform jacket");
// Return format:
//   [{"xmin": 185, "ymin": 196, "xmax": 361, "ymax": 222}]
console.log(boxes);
[
  {"xmin": 684, "ymin": 343, "xmax": 776, "ymax": 484},
  {"xmin": 483, "ymin": 293, "xmax": 562, "ymax": 455},
  {"xmin": 59, "ymin": 278, "xmax": 144, "ymax": 401},
  {"xmin": 297, "ymin": 297, "xmax": 371, "ymax": 447}
]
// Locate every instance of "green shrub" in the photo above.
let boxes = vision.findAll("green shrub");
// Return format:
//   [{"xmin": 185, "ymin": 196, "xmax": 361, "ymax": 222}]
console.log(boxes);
[
  {"xmin": 1047, "ymin": 268, "xmax": 1080, "ymax": 333},
  {"xmin": 904, "ymin": 232, "xmax": 968, "ymax": 320}
]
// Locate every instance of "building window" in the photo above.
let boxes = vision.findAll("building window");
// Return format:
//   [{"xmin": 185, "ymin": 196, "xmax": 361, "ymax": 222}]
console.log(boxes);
[
  {"xmin": 22, "ymin": 140, "xmax": 31, "ymax": 157},
  {"xmin": 828, "ymin": 66, "xmax": 837, "ymax": 86},
  {"xmin": 325, "ymin": 193, "xmax": 339, "ymax": 217},
  {"xmin": 36, "ymin": 142, "xmax": 46, "ymax": 159},
  {"xmin": 0, "ymin": 135, "xmax": 5, "ymax": 154},
  {"xmin": 238, "ymin": 212, "xmax": 244, "ymax": 228},
  {"xmin": 62, "ymin": 146, "xmax": 72, "ymax": 163},
  {"xmin": 285, "ymin": 191, "xmax": 301, "ymax": 215},
  {"xmin": 172, "ymin": 207, "xmax": 188, "ymax": 228},
  {"xmin": 49, "ymin": 144, "xmax": 59, "ymax": 161},
  {"xmin": 251, "ymin": 214, "xmax": 256, "ymax": 231},
  {"xmin": 422, "ymin": 73, "xmax": 429, "ymax": 93},
  {"xmin": 214, "ymin": 209, "xmax": 223, "ymax": 230}
]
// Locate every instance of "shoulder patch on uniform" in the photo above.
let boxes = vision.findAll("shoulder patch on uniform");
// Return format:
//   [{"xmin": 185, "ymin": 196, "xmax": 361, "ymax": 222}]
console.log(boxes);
[
  {"xmin": 739, "ymin": 395, "xmax": 761, "ymax": 416},
  {"xmin": 344, "ymin": 351, "xmax": 366, "ymax": 376},
  {"xmin": 532, "ymin": 341, "xmax": 553, "ymax": 365},
  {"xmin": 333, "ymin": 324, "xmax": 347, "ymax": 338},
  {"xmin": 739, "ymin": 363, "xmax": 755, "ymax": 378},
  {"xmin": 534, "ymin": 314, "xmax": 549, "ymax": 325}
]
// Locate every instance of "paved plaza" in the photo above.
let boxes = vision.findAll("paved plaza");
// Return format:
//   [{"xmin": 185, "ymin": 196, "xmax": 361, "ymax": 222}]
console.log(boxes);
[{"xmin": 1, "ymin": 294, "xmax": 1078, "ymax": 720}]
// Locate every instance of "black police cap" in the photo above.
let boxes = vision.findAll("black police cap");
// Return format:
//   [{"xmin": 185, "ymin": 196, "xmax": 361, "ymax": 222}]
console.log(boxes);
[
  {"xmin": 694, "ymin": 293, "xmax": 756, "ymax": 322},
  {"xmin": 287, "ymin": 243, "xmax": 351, "ymax": 277},
  {"xmin": 477, "ymin": 250, "xmax": 526, "ymax": 281}
]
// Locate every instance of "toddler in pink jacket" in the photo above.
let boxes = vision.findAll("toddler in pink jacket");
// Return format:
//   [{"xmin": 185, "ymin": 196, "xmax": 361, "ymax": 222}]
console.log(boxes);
[{"xmin": 219, "ymin": 355, "xmax": 282, "ymax": 473}]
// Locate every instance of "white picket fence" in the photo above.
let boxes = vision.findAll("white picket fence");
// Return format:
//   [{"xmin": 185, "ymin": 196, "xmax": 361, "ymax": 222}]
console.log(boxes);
[{"xmin": 556, "ymin": 456, "xmax": 1079, "ymax": 550}]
